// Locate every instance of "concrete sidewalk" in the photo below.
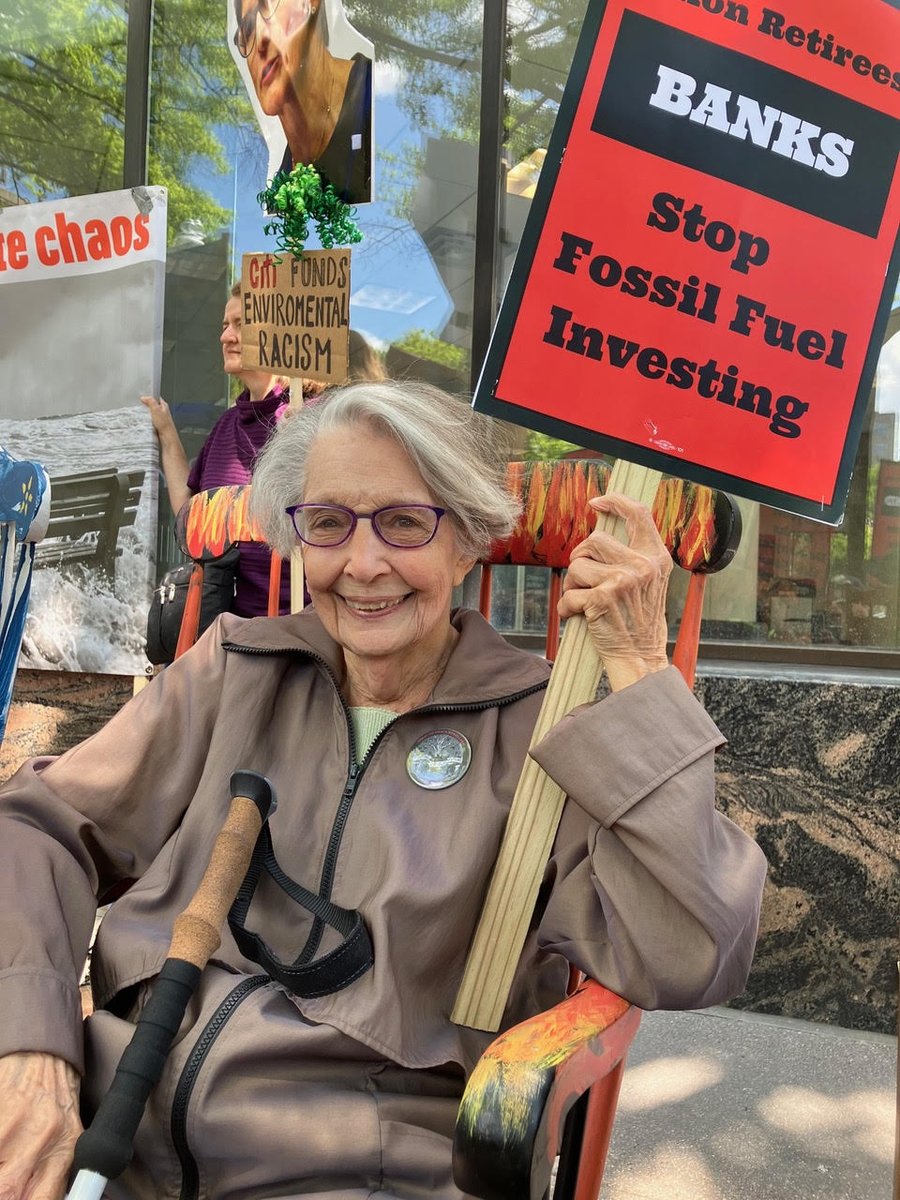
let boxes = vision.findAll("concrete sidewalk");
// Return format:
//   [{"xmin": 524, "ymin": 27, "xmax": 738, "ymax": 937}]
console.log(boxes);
[{"xmin": 601, "ymin": 1006, "xmax": 896, "ymax": 1200}]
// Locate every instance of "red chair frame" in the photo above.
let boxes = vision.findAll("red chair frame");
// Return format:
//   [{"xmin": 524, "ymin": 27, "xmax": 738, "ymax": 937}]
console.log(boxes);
[{"xmin": 453, "ymin": 462, "xmax": 741, "ymax": 1198}]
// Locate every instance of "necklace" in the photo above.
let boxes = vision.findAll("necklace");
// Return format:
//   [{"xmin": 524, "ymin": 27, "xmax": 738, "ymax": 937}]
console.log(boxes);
[
  {"xmin": 235, "ymin": 391, "xmax": 280, "ymax": 466},
  {"xmin": 248, "ymin": 400, "xmax": 275, "ymax": 429},
  {"xmin": 313, "ymin": 65, "xmax": 341, "ymax": 160}
]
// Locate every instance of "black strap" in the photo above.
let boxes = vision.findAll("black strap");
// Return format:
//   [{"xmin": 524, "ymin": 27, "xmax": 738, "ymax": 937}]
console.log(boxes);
[{"xmin": 227, "ymin": 824, "xmax": 373, "ymax": 998}]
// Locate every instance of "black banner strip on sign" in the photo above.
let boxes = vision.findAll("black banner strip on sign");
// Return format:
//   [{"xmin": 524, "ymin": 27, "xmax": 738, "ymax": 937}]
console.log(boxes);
[{"xmin": 591, "ymin": 10, "xmax": 900, "ymax": 238}]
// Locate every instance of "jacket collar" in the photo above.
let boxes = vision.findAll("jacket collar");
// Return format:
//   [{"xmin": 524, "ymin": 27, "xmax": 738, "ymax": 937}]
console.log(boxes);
[{"xmin": 221, "ymin": 607, "xmax": 550, "ymax": 707}]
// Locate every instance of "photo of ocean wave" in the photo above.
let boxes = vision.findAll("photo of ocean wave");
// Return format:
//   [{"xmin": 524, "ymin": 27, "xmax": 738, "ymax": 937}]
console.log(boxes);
[{"xmin": 0, "ymin": 405, "xmax": 159, "ymax": 675}]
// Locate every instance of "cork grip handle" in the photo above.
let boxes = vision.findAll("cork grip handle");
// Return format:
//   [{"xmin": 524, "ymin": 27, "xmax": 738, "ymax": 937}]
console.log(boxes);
[{"xmin": 169, "ymin": 793, "xmax": 265, "ymax": 966}]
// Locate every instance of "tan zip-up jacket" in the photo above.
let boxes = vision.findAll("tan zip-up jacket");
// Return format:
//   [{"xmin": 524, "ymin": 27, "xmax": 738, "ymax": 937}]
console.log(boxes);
[{"xmin": 0, "ymin": 608, "xmax": 765, "ymax": 1079}]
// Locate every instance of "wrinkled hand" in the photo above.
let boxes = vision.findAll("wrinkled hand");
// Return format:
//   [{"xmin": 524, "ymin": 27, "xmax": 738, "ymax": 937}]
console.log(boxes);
[
  {"xmin": 140, "ymin": 394, "xmax": 175, "ymax": 437},
  {"xmin": 0, "ymin": 1052, "xmax": 81, "ymax": 1200},
  {"xmin": 559, "ymin": 492, "xmax": 671, "ymax": 691}
]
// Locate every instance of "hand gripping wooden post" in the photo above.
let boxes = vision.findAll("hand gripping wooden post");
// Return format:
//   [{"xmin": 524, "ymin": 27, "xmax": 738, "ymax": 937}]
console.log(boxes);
[
  {"xmin": 67, "ymin": 771, "xmax": 276, "ymax": 1200},
  {"xmin": 452, "ymin": 460, "xmax": 662, "ymax": 1032}
]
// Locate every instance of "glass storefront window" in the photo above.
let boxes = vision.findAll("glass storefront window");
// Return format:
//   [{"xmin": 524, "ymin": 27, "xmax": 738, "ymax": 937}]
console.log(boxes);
[
  {"xmin": 488, "ymin": 564, "xmax": 551, "ymax": 639},
  {"xmin": 148, "ymin": 0, "xmax": 264, "ymax": 566},
  {"xmin": 0, "ymin": 0, "xmax": 127, "ymax": 205},
  {"xmin": 146, "ymin": 0, "xmax": 484, "ymax": 571},
  {"xmin": 349, "ymin": 2, "xmax": 485, "ymax": 392},
  {"xmin": 500, "ymin": 2, "xmax": 900, "ymax": 659},
  {"xmin": 6, "ymin": 0, "xmax": 896, "ymax": 661}
]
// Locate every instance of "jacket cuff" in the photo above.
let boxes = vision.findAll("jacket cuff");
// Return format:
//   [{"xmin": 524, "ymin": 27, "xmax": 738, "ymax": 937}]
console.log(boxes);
[
  {"xmin": 0, "ymin": 969, "xmax": 84, "ymax": 1072},
  {"xmin": 529, "ymin": 666, "xmax": 725, "ymax": 828}
]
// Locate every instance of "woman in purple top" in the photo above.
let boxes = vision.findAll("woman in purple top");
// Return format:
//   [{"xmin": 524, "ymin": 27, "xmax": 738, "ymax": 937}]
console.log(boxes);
[{"xmin": 142, "ymin": 284, "xmax": 292, "ymax": 617}]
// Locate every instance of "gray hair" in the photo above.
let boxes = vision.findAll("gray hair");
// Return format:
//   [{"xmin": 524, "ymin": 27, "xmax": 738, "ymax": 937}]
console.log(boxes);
[{"xmin": 250, "ymin": 380, "xmax": 521, "ymax": 558}]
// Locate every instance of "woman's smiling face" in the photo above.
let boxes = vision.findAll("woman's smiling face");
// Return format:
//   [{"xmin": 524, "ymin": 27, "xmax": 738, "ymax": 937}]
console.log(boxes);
[{"xmin": 299, "ymin": 425, "xmax": 475, "ymax": 671}]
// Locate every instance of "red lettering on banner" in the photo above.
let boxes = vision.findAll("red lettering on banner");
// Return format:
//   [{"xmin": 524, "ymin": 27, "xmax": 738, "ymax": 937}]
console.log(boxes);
[
  {"xmin": 133, "ymin": 213, "xmax": 150, "ymax": 251},
  {"xmin": 3, "ymin": 210, "xmax": 155, "ymax": 275},
  {"xmin": 35, "ymin": 226, "xmax": 60, "ymax": 267},
  {"xmin": 0, "ymin": 229, "xmax": 29, "ymax": 271},
  {"xmin": 110, "ymin": 216, "xmax": 132, "ymax": 256},
  {"xmin": 249, "ymin": 255, "xmax": 277, "ymax": 290},
  {"xmin": 54, "ymin": 212, "xmax": 87, "ymax": 264},
  {"xmin": 84, "ymin": 218, "xmax": 112, "ymax": 261}
]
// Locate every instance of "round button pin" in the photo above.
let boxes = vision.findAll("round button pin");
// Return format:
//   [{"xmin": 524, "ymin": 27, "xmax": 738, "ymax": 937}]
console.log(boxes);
[{"xmin": 406, "ymin": 729, "xmax": 472, "ymax": 790}]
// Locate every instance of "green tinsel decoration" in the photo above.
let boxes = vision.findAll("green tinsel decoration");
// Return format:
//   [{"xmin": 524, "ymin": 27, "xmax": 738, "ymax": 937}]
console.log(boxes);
[{"xmin": 258, "ymin": 163, "xmax": 363, "ymax": 258}]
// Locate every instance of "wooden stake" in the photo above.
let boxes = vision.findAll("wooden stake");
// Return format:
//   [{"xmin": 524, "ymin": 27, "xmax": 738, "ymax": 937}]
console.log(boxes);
[
  {"xmin": 290, "ymin": 547, "xmax": 305, "ymax": 613},
  {"xmin": 289, "ymin": 377, "xmax": 305, "ymax": 414},
  {"xmin": 289, "ymin": 378, "xmax": 306, "ymax": 613},
  {"xmin": 451, "ymin": 460, "xmax": 662, "ymax": 1031}
]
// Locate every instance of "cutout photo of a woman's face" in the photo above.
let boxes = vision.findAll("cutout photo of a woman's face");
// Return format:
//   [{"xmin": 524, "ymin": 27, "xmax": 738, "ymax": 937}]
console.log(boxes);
[{"xmin": 228, "ymin": 0, "xmax": 373, "ymax": 205}]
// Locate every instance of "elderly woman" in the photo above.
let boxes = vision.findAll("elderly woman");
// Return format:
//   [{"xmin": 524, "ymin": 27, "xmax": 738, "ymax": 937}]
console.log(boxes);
[
  {"xmin": 0, "ymin": 381, "xmax": 765, "ymax": 1200},
  {"xmin": 234, "ymin": 0, "xmax": 371, "ymax": 203}
]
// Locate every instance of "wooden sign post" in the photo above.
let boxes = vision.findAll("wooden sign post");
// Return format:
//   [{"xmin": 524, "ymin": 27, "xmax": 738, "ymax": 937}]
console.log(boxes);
[
  {"xmin": 240, "ymin": 250, "xmax": 352, "ymax": 611},
  {"xmin": 457, "ymin": 0, "xmax": 900, "ymax": 1031},
  {"xmin": 451, "ymin": 458, "xmax": 660, "ymax": 1031}
]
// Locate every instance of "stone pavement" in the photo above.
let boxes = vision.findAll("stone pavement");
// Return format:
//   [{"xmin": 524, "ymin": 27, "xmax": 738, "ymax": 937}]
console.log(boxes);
[{"xmin": 600, "ymin": 1006, "xmax": 896, "ymax": 1200}]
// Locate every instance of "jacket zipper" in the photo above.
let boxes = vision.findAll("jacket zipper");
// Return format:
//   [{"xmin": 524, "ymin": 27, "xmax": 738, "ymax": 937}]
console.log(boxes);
[
  {"xmin": 296, "ymin": 758, "xmax": 359, "ymax": 964},
  {"xmin": 168, "ymin": 644, "xmax": 547, "ymax": 1193},
  {"xmin": 171, "ymin": 973, "xmax": 269, "ymax": 1200},
  {"xmin": 224, "ymin": 640, "xmax": 547, "ymax": 962}
]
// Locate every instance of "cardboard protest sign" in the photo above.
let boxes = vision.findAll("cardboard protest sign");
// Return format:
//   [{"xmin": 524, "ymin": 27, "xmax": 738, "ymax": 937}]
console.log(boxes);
[
  {"xmin": 474, "ymin": 0, "xmax": 900, "ymax": 524},
  {"xmin": 0, "ymin": 187, "xmax": 166, "ymax": 675},
  {"xmin": 240, "ymin": 250, "xmax": 350, "ymax": 383}
]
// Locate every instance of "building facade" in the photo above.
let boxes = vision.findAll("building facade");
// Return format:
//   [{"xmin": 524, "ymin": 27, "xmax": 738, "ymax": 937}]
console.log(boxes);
[{"xmin": 0, "ymin": 0, "xmax": 897, "ymax": 1032}]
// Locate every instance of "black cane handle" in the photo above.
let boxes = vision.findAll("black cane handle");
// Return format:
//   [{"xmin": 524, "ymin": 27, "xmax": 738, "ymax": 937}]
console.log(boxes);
[
  {"xmin": 72, "ymin": 959, "xmax": 200, "ymax": 1181},
  {"xmin": 70, "ymin": 772, "xmax": 275, "ymax": 1184}
]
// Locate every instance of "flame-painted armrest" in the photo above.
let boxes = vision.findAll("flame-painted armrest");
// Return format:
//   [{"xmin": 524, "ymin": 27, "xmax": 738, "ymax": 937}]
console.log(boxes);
[{"xmin": 453, "ymin": 979, "xmax": 642, "ymax": 1200}]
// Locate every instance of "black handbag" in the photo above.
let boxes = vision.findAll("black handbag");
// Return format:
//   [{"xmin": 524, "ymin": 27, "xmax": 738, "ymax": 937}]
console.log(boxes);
[{"xmin": 145, "ymin": 547, "xmax": 239, "ymax": 665}]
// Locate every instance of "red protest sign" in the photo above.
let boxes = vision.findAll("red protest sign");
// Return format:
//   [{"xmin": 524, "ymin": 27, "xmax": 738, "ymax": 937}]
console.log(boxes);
[{"xmin": 474, "ymin": 0, "xmax": 900, "ymax": 524}]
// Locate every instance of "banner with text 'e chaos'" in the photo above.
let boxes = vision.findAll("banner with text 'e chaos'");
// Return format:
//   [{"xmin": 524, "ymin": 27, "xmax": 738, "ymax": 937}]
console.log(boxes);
[
  {"xmin": 0, "ymin": 187, "xmax": 166, "ymax": 674},
  {"xmin": 474, "ymin": 0, "xmax": 900, "ymax": 524}
]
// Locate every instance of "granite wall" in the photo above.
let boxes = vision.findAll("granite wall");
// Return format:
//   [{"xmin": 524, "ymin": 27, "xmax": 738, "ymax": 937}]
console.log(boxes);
[
  {"xmin": 2, "ymin": 665, "xmax": 897, "ymax": 1034},
  {"xmin": 696, "ymin": 670, "xmax": 899, "ymax": 1036}
]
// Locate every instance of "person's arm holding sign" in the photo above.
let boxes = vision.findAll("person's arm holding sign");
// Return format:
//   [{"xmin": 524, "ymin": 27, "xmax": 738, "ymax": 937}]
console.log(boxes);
[
  {"xmin": 558, "ymin": 491, "xmax": 671, "ymax": 692},
  {"xmin": 530, "ymin": 491, "xmax": 766, "ymax": 1011},
  {"xmin": 141, "ymin": 394, "xmax": 192, "ymax": 516}
]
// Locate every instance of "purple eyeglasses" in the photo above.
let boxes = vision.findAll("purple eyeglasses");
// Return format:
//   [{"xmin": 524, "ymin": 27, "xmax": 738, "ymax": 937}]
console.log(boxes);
[{"xmin": 286, "ymin": 503, "xmax": 446, "ymax": 548}]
